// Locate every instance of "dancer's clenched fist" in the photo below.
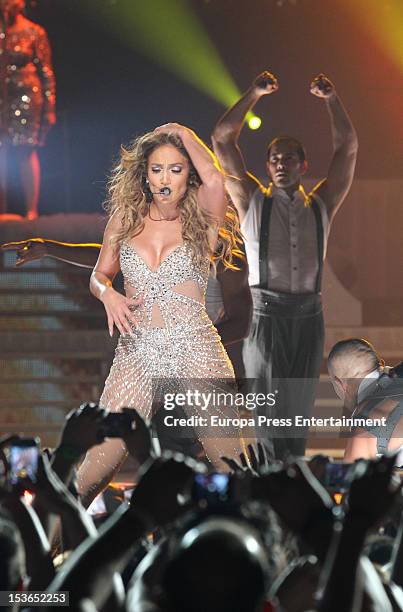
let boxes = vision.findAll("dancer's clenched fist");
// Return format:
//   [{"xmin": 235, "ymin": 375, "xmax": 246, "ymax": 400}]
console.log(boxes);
[
  {"xmin": 252, "ymin": 71, "xmax": 279, "ymax": 96},
  {"xmin": 310, "ymin": 73, "xmax": 336, "ymax": 99}
]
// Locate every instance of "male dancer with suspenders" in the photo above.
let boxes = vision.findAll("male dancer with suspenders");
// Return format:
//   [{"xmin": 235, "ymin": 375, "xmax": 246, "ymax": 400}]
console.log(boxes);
[{"xmin": 212, "ymin": 71, "xmax": 358, "ymax": 458}]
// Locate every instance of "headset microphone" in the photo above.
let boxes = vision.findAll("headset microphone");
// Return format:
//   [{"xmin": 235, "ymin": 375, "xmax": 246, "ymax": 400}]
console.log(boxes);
[{"xmin": 151, "ymin": 187, "xmax": 172, "ymax": 196}]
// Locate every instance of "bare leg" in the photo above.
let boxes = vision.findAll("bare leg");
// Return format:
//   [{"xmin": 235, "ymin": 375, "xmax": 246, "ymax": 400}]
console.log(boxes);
[
  {"xmin": 183, "ymin": 382, "xmax": 253, "ymax": 471},
  {"xmin": 15, "ymin": 146, "xmax": 40, "ymax": 220},
  {"xmin": 0, "ymin": 146, "xmax": 7, "ymax": 214},
  {"xmin": 76, "ymin": 438, "xmax": 128, "ymax": 509},
  {"xmin": 198, "ymin": 436, "xmax": 246, "ymax": 472},
  {"xmin": 75, "ymin": 341, "xmax": 156, "ymax": 508}
]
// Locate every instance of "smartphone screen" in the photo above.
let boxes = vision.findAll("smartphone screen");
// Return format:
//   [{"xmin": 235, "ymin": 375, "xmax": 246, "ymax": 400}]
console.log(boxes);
[
  {"xmin": 193, "ymin": 473, "xmax": 230, "ymax": 503},
  {"xmin": 9, "ymin": 440, "xmax": 39, "ymax": 485},
  {"xmin": 324, "ymin": 462, "xmax": 351, "ymax": 491}
]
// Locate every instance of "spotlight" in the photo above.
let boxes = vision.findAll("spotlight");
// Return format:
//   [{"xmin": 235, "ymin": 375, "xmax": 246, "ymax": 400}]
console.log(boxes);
[
  {"xmin": 248, "ymin": 116, "xmax": 262, "ymax": 130},
  {"xmin": 85, "ymin": 0, "xmax": 245, "ymax": 110}
]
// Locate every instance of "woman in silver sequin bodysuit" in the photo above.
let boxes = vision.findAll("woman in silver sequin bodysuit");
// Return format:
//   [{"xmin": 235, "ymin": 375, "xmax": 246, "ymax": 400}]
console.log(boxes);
[
  {"xmin": 77, "ymin": 124, "xmax": 248, "ymax": 505},
  {"xmin": 0, "ymin": 0, "xmax": 56, "ymax": 218}
]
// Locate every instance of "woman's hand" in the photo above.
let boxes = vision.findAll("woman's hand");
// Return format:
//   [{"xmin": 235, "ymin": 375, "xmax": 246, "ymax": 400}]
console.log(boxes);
[
  {"xmin": 100, "ymin": 287, "xmax": 143, "ymax": 337},
  {"xmin": 154, "ymin": 122, "xmax": 190, "ymax": 138}
]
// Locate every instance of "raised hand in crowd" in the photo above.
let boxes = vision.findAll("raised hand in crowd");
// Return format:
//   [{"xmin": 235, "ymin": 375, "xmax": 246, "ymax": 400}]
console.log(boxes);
[
  {"xmin": 51, "ymin": 403, "xmax": 107, "ymax": 486},
  {"xmin": 129, "ymin": 453, "xmax": 203, "ymax": 530},
  {"xmin": 0, "ymin": 434, "xmax": 21, "ymax": 479},
  {"xmin": 221, "ymin": 441, "xmax": 273, "ymax": 476},
  {"xmin": 307, "ymin": 454, "xmax": 330, "ymax": 482},
  {"xmin": 251, "ymin": 457, "xmax": 336, "ymax": 572},
  {"xmin": 119, "ymin": 407, "xmax": 160, "ymax": 467},
  {"xmin": 317, "ymin": 453, "xmax": 402, "ymax": 612},
  {"xmin": 38, "ymin": 403, "xmax": 107, "ymax": 540},
  {"xmin": 391, "ymin": 491, "xmax": 403, "ymax": 590},
  {"xmin": 0, "ymin": 444, "xmax": 55, "ymax": 591},
  {"xmin": 253, "ymin": 458, "xmax": 334, "ymax": 534},
  {"xmin": 346, "ymin": 454, "xmax": 402, "ymax": 527},
  {"xmin": 0, "ymin": 441, "xmax": 98, "ymax": 585},
  {"xmin": 46, "ymin": 454, "xmax": 203, "ymax": 611},
  {"xmin": 57, "ymin": 402, "xmax": 106, "ymax": 455},
  {"xmin": 390, "ymin": 505, "xmax": 403, "ymax": 608},
  {"xmin": 33, "ymin": 453, "xmax": 97, "ymax": 547}
]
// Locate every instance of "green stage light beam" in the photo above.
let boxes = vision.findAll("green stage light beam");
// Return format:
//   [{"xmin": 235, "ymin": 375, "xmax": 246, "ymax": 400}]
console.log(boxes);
[{"xmin": 81, "ymin": 0, "xmax": 258, "ymax": 125}]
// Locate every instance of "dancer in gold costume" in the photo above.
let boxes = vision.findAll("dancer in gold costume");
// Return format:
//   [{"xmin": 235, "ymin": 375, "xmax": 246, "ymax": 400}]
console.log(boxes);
[
  {"xmin": 77, "ymin": 124, "xmax": 249, "ymax": 505},
  {"xmin": 0, "ymin": 0, "xmax": 56, "ymax": 218}
]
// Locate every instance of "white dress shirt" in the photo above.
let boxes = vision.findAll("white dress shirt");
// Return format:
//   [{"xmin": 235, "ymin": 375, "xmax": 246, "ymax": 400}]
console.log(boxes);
[{"xmin": 241, "ymin": 184, "xmax": 330, "ymax": 293}]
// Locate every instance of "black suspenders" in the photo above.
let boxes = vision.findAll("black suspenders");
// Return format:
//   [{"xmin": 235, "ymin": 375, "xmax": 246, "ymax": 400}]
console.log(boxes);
[
  {"xmin": 311, "ymin": 195, "xmax": 324, "ymax": 293},
  {"xmin": 258, "ymin": 197, "xmax": 273, "ymax": 289},
  {"xmin": 258, "ymin": 193, "xmax": 324, "ymax": 292}
]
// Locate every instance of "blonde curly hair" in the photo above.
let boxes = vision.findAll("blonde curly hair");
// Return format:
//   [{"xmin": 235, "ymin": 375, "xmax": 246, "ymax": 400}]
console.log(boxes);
[{"xmin": 105, "ymin": 131, "xmax": 244, "ymax": 269}]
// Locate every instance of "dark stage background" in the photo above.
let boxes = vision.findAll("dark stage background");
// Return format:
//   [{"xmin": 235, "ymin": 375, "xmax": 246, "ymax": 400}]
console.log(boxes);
[
  {"xmin": 20, "ymin": 0, "xmax": 403, "ymax": 316},
  {"xmin": 28, "ymin": 0, "xmax": 403, "ymax": 213}
]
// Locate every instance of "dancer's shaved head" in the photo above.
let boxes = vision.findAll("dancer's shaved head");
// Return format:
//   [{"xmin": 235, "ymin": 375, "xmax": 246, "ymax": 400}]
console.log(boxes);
[{"xmin": 328, "ymin": 338, "xmax": 381, "ymax": 379}]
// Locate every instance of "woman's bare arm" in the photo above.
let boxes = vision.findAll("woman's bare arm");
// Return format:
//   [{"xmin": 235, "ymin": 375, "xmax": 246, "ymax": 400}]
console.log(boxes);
[
  {"xmin": 90, "ymin": 214, "xmax": 138, "ymax": 337},
  {"xmin": 154, "ymin": 123, "xmax": 227, "ymax": 223}
]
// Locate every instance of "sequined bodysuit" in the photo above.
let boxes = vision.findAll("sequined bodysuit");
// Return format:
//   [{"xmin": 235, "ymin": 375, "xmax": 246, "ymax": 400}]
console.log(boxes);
[
  {"xmin": 100, "ymin": 240, "xmax": 235, "ymax": 414},
  {"xmin": 78, "ymin": 240, "xmax": 244, "ymax": 506}
]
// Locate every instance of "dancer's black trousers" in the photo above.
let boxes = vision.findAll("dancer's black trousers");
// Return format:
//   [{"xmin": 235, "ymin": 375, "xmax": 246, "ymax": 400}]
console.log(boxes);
[{"xmin": 243, "ymin": 287, "xmax": 324, "ymax": 460}]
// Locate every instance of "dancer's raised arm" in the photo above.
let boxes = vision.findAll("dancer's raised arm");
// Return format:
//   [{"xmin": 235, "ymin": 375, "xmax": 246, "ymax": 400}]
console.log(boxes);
[
  {"xmin": 212, "ymin": 71, "xmax": 279, "ymax": 220},
  {"xmin": 310, "ymin": 74, "xmax": 358, "ymax": 220}
]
